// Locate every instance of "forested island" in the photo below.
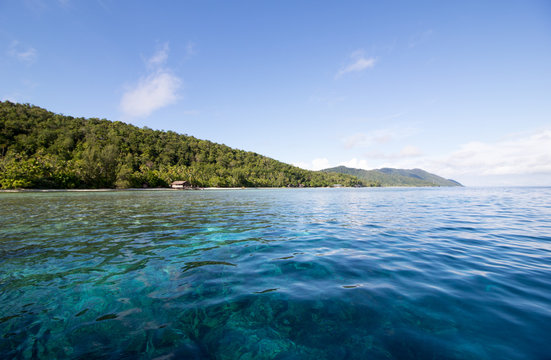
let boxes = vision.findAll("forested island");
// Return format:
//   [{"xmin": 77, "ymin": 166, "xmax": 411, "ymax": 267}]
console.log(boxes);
[{"xmin": 0, "ymin": 102, "xmax": 365, "ymax": 189}]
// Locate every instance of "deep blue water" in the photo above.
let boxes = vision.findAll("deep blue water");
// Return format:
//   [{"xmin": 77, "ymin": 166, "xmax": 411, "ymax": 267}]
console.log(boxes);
[{"xmin": 1, "ymin": 187, "xmax": 550, "ymax": 359}]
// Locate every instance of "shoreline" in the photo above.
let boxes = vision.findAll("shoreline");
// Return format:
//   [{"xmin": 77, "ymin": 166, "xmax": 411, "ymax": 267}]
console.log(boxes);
[
  {"xmin": 0, "ymin": 185, "xmax": 469, "ymax": 193},
  {"xmin": 0, "ymin": 187, "xmax": 244, "ymax": 193},
  {"xmin": 0, "ymin": 187, "xmax": 308, "ymax": 193},
  {"xmin": 0, "ymin": 186, "xmax": 376, "ymax": 193}
]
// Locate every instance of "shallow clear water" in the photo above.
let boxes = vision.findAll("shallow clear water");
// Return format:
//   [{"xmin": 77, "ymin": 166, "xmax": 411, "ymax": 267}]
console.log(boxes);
[{"xmin": 1, "ymin": 187, "xmax": 550, "ymax": 359}]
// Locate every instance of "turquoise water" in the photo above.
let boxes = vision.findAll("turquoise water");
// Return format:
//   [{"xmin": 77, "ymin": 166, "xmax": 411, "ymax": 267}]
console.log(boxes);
[{"xmin": 1, "ymin": 188, "xmax": 550, "ymax": 359}]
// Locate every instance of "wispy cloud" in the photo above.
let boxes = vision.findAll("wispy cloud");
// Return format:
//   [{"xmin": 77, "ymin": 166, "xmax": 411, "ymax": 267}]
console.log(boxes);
[
  {"xmin": 294, "ymin": 158, "xmax": 331, "ymax": 171},
  {"xmin": 365, "ymin": 146, "xmax": 423, "ymax": 160},
  {"xmin": 147, "ymin": 42, "xmax": 169, "ymax": 67},
  {"xmin": 409, "ymin": 30, "xmax": 433, "ymax": 48},
  {"xmin": 343, "ymin": 133, "xmax": 370, "ymax": 149},
  {"xmin": 434, "ymin": 130, "xmax": 551, "ymax": 177},
  {"xmin": 399, "ymin": 145, "xmax": 423, "ymax": 158},
  {"xmin": 299, "ymin": 130, "xmax": 551, "ymax": 186},
  {"xmin": 8, "ymin": 41, "xmax": 37, "ymax": 64},
  {"xmin": 295, "ymin": 157, "xmax": 373, "ymax": 171},
  {"xmin": 343, "ymin": 126, "xmax": 418, "ymax": 149},
  {"xmin": 120, "ymin": 43, "xmax": 182, "ymax": 119},
  {"xmin": 1, "ymin": 92, "xmax": 23, "ymax": 103},
  {"xmin": 372, "ymin": 129, "xmax": 551, "ymax": 186},
  {"xmin": 120, "ymin": 70, "xmax": 181, "ymax": 119},
  {"xmin": 336, "ymin": 50, "xmax": 376, "ymax": 79},
  {"xmin": 338, "ymin": 158, "xmax": 370, "ymax": 170},
  {"xmin": 185, "ymin": 42, "xmax": 196, "ymax": 59}
]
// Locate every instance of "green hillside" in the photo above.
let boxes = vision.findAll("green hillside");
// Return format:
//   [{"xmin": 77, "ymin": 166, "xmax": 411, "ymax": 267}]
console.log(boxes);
[
  {"xmin": 322, "ymin": 166, "xmax": 462, "ymax": 187},
  {"xmin": 0, "ymin": 101, "xmax": 364, "ymax": 189}
]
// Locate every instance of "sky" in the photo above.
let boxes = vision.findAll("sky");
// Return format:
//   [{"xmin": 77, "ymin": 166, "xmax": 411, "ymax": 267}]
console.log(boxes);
[{"xmin": 1, "ymin": 0, "xmax": 550, "ymax": 186}]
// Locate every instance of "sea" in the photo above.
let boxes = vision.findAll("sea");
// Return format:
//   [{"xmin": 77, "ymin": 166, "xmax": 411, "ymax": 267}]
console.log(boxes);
[{"xmin": 0, "ymin": 187, "xmax": 550, "ymax": 359}]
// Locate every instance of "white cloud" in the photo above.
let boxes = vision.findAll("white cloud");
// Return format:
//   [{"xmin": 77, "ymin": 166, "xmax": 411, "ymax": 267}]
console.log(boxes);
[
  {"xmin": 121, "ymin": 43, "xmax": 182, "ymax": 118},
  {"xmin": 365, "ymin": 146, "xmax": 423, "ymax": 160},
  {"xmin": 343, "ymin": 126, "xmax": 418, "ymax": 149},
  {"xmin": 336, "ymin": 50, "xmax": 376, "ymax": 79},
  {"xmin": 120, "ymin": 70, "xmax": 181, "ymax": 118},
  {"xmin": 312, "ymin": 158, "xmax": 331, "ymax": 170},
  {"xmin": 338, "ymin": 158, "xmax": 370, "ymax": 170},
  {"xmin": 294, "ymin": 158, "xmax": 331, "ymax": 171},
  {"xmin": 295, "ymin": 158, "xmax": 373, "ymax": 171},
  {"xmin": 343, "ymin": 133, "xmax": 368, "ymax": 149},
  {"xmin": 8, "ymin": 41, "xmax": 37, "ymax": 63},
  {"xmin": 434, "ymin": 130, "xmax": 551, "ymax": 177},
  {"xmin": 378, "ymin": 129, "xmax": 551, "ymax": 186},
  {"xmin": 399, "ymin": 145, "xmax": 422, "ymax": 157},
  {"xmin": 148, "ymin": 42, "xmax": 169, "ymax": 67},
  {"xmin": 297, "ymin": 130, "xmax": 551, "ymax": 186}
]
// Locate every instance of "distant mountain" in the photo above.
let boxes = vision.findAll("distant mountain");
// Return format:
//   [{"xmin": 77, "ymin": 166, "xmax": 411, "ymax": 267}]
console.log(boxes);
[{"xmin": 322, "ymin": 166, "xmax": 463, "ymax": 187}]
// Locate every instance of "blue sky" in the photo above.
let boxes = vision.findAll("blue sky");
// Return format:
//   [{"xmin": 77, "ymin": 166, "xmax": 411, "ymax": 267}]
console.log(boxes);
[{"xmin": 1, "ymin": 0, "xmax": 550, "ymax": 186}]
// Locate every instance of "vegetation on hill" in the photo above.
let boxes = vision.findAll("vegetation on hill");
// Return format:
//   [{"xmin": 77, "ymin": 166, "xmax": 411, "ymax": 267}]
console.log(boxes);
[
  {"xmin": 322, "ymin": 166, "xmax": 462, "ymax": 187},
  {"xmin": 0, "ymin": 101, "xmax": 363, "ymax": 189}
]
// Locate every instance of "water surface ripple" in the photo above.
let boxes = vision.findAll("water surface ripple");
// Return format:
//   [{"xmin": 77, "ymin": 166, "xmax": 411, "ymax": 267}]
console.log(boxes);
[{"xmin": 1, "ymin": 187, "xmax": 550, "ymax": 359}]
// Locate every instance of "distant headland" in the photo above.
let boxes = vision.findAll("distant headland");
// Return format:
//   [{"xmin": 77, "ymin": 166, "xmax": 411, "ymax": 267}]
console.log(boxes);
[{"xmin": 322, "ymin": 166, "xmax": 462, "ymax": 187}]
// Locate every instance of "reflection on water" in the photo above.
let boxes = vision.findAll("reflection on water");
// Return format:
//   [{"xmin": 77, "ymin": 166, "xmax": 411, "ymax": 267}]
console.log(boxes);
[{"xmin": 0, "ymin": 188, "xmax": 550, "ymax": 359}]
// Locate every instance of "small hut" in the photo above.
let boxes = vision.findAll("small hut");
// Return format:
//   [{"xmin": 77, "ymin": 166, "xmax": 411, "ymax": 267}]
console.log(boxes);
[{"xmin": 171, "ymin": 180, "xmax": 190, "ymax": 189}]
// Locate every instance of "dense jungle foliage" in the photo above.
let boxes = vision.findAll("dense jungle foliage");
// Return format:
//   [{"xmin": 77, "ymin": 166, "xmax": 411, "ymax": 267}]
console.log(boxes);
[{"xmin": 0, "ymin": 101, "xmax": 365, "ymax": 189}]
